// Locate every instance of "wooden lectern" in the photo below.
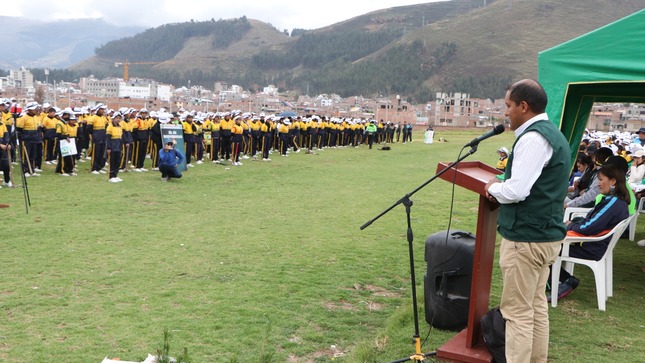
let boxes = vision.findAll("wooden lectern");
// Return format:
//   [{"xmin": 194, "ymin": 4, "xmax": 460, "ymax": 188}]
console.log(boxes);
[{"xmin": 434, "ymin": 161, "xmax": 502, "ymax": 363}]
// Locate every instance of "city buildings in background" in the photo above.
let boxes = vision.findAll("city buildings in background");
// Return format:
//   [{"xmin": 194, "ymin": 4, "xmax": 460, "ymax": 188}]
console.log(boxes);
[{"xmin": 1, "ymin": 66, "xmax": 644, "ymax": 131}]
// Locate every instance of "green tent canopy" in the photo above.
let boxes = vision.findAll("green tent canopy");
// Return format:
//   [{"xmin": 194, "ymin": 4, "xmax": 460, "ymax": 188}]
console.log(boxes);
[{"xmin": 538, "ymin": 9, "xmax": 645, "ymax": 165}]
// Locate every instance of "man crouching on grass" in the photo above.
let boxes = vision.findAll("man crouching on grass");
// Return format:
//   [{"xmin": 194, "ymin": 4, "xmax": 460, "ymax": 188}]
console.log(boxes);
[{"xmin": 159, "ymin": 140, "xmax": 184, "ymax": 181}]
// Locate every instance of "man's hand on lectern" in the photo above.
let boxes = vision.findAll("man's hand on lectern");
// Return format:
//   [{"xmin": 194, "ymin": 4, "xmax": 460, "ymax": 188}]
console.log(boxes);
[{"xmin": 484, "ymin": 178, "xmax": 500, "ymax": 203}]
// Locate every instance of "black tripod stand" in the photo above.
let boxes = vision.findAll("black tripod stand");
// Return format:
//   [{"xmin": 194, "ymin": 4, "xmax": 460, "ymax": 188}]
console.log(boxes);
[
  {"xmin": 10, "ymin": 106, "xmax": 31, "ymax": 213},
  {"xmin": 361, "ymin": 146, "xmax": 479, "ymax": 362}
]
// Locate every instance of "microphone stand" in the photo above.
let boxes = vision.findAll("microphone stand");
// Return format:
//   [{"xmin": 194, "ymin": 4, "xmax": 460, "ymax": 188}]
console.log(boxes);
[{"xmin": 361, "ymin": 144, "xmax": 480, "ymax": 363}]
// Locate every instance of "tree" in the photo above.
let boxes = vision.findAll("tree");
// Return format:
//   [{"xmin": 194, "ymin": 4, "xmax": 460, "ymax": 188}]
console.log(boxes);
[{"xmin": 34, "ymin": 86, "xmax": 46, "ymax": 105}]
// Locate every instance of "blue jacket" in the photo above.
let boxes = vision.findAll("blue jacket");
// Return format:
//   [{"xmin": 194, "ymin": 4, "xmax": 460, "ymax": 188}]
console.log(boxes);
[
  {"xmin": 158, "ymin": 148, "xmax": 184, "ymax": 167},
  {"xmin": 568, "ymin": 195, "xmax": 629, "ymax": 259}
]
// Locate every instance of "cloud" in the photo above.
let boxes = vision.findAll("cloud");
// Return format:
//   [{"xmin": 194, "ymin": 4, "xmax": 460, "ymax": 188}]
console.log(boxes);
[{"xmin": 1, "ymin": 0, "xmax": 439, "ymax": 31}]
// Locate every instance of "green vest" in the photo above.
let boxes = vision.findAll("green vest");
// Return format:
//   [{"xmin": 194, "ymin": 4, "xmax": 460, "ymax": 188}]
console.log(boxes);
[{"xmin": 497, "ymin": 120, "xmax": 571, "ymax": 242}]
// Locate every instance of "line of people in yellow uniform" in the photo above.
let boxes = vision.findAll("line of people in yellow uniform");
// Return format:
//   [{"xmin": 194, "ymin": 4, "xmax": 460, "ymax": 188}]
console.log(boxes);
[{"xmin": 1, "ymin": 99, "xmax": 407, "ymax": 184}]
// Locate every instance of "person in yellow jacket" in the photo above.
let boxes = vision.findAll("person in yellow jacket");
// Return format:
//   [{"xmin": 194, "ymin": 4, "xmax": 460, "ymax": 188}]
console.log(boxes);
[
  {"xmin": 219, "ymin": 113, "xmax": 235, "ymax": 161},
  {"xmin": 182, "ymin": 114, "xmax": 197, "ymax": 167},
  {"xmin": 0, "ymin": 102, "xmax": 15, "ymax": 163},
  {"xmin": 0, "ymin": 116, "xmax": 11, "ymax": 187},
  {"xmin": 231, "ymin": 116, "xmax": 244, "ymax": 166},
  {"xmin": 260, "ymin": 117, "xmax": 272, "ymax": 161},
  {"xmin": 87, "ymin": 104, "xmax": 109, "ymax": 174},
  {"xmin": 42, "ymin": 107, "xmax": 59, "ymax": 164},
  {"xmin": 106, "ymin": 112, "xmax": 124, "ymax": 183},
  {"xmin": 16, "ymin": 102, "xmax": 42, "ymax": 177},
  {"xmin": 278, "ymin": 119, "xmax": 291, "ymax": 156},
  {"xmin": 496, "ymin": 147, "xmax": 509, "ymax": 172},
  {"xmin": 205, "ymin": 114, "xmax": 222, "ymax": 163},
  {"xmin": 55, "ymin": 109, "xmax": 77, "ymax": 176}
]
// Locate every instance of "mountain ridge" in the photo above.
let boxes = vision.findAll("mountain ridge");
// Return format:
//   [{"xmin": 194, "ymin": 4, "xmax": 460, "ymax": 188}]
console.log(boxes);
[{"xmin": 6, "ymin": 1, "xmax": 645, "ymax": 100}]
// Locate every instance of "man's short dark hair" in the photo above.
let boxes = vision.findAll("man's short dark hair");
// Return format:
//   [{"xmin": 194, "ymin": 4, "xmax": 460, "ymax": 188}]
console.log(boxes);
[{"xmin": 508, "ymin": 80, "xmax": 548, "ymax": 114}]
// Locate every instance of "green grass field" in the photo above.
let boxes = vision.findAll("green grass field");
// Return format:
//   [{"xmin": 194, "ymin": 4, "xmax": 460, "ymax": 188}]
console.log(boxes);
[{"xmin": 1, "ymin": 129, "xmax": 643, "ymax": 363}]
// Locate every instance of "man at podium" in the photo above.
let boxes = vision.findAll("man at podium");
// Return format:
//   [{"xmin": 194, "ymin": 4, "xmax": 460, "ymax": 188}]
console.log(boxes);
[{"xmin": 484, "ymin": 79, "xmax": 571, "ymax": 363}]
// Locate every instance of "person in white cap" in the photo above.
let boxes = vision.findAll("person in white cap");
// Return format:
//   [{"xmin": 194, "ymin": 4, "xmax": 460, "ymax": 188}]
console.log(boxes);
[
  {"xmin": 132, "ymin": 109, "xmax": 151, "ymax": 172},
  {"xmin": 230, "ymin": 116, "xmax": 244, "ymax": 165},
  {"xmin": 496, "ymin": 147, "xmax": 509, "ymax": 171},
  {"xmin": 219, "ymin": 113, "xmax": 234, "ymax": 161},
  {"xmin": 628, "ymin": 149, "xmax": 645, "ymax": 191},
  {"xmin": 0, "ymin": 114, "xmax": 11, "ymax": 186},
  {"xmin": 42, "ymin": 107, "xmax": 59, "ymax": 165},
  {"xmin": 16, "ymin": 102, "xmax": 42, "ymax": 177},
  {"xmin": 106, "ymin": 112, "xmax": 124, "ymax": 182},
  {"xmin": 87, "ymin": 104, "xmax": 109, "ymax": 174},
  {"xmin": 55, "ymin": 109, "xmax": 76, "ymax": 176}
]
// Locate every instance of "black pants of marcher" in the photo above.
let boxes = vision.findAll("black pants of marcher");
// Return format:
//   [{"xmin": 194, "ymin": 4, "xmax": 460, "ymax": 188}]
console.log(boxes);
[
  {"xmin": 251, "ymin": 132, "xmax": 260, "ymax": 156},
  {"xmin": 221, "ymin": 136, "xmax": 232, "ymax": 160},
  {"xmin": 55, "ymin": 150, "xmax": 74, "ymax": 174},
  {"xmin": 21, "ymin": 141, "xmax": 38, "ymax": 174},
  {"xmin": 134, "ymin": 139, "xmax": 148, "ymax": 168},
  {"xmin": 196, "ymin": 137, "xmax": 204, "ymax": 161},
  {"xmin": 160, "ymin": 164, "xmax": 182, "ymax": 179},
  {"xmin": 109, "ymin": 151, "xmax": 121, "ymax": 179},
  {"xmin": 232, "ymin": 135, "xmax": 242, "ymax": 162},
  {"xmin": 151, "ymin": 141, "xmax": 162, "ymax": 168},
  {"xmin": 92, "ymin": 142, "xmax": 106, "ymax": 171},
  {"xmin": 121, "ymin": 144, "xmax": 132, "ymax": 169},
  {"xmin": 34, "ymin": 141, "xmax": 42, "ymax": 168},
  {"xmin": 261, "ymin": 133, "xmax": 271, "ymax": 159},
  {"xmin": 184, "ymin": 140, "xmax": 194, "ymax": 164},
  {"xmin": 0, "ymin": 149, "xmax": 10, "ymax": 182},
  {"xmin": 368, "ymin": 133, "xmax": 375, "ymax": 149},
  {"xmin": 279, "ymin": 135, "xmax": 289, "ymax": 155},
  {"xmin": 45, "ymin": 138, "xmax": 56, "ymax": 161},
  {"xmin": 211, "ymin": 138, "xmax": 220, "ymax": 161}
]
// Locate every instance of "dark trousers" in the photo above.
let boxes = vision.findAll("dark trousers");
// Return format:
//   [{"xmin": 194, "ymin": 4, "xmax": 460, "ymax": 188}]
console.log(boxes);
[
  {"xmin": 151, "ymin": 142, "xmax": 162, "ymax": 168},
  {"xmin": 0, "ymin": 149, "xmax": 10, "ymax": 182},
  {"xmin": 34, "ymin": 141, "xmax": 42, "ymax": 168},
  {"xmin": 55, "ymin": 150, "xmax": 74, "ymax": 174},
  {"xmin": 261, "ymin": 133, "xmax": 271, "ymax": 159},
  {"xmin": 21, "ymin": 141, "xmax": 38, "ymax": 174},
  {"xmin": 92, "ymin": 142, "xmax": 106, "ymax": 171},
  {"xmin": 134, "ymin": 139, "xmax": 148, "ymax": 168},
  {"xmin": 251, "ymin": 132, "xmax": 260, "ymax": 156},
  {"xmin": 184, "ymin": 140, "xmax": 194, "ymax": 164},
  {"xmin": 232, "ymin": 135, "xmax": 242, "ymax": 162},
  {"xmin": 196, "ymin": 137, "xmax": 204, "ymax": 161},
  {"xmin": 278, "ymin": 134, "xmax": 288, "ymax": 155},
  {"xmin": 121, "ymin": 144, "xmax": 132, "ymax": 169},
  {"xmin": 45, "ymin": 138, "xmax": 56, "ymax": 161},
  {"xmin": 210, "ymin": 138, "xmax": 220, "ymax": 161},
  {"xmin": 221, "ymin": 136, "xmax": 232, "ymax": 160},
  {"xmin": 109, "ymin": 151, "xmax": 121, "ymax": 178},
  {"xmin": 160, "ymin": 164, "xmax": 182, "ymax": 179},
  {"xmin": 549, "ymin": 242, "xmax": 607, "ymax": 285}
]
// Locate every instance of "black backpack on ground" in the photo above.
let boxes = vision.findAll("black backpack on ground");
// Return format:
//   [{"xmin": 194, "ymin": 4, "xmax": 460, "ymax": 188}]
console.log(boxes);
[{"xmin": 480, "ymin": 306, "xmax": 506, "ymax": 363}]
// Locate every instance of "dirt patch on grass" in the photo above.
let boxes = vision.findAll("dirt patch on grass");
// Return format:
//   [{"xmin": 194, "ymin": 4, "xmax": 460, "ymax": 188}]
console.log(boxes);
[
  {"xmin": 561, "ymin": 301, "xmax": 592, "ymax": 319},
  {"xmin": 324, "ymin": 300, "xmax": 357, "ymax": 311},
  {"xmin": 352, "ymin": 283, "xmax": 402, "ymax": 298},
  {"xmin": 287, "ymin": 345, "xmax": 346, "ymax": 362}
]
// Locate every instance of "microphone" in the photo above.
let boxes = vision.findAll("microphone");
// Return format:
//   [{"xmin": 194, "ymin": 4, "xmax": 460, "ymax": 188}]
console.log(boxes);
[{"xmin": 464, "ymin": 124, "xmax": 505, "ymax": 148}]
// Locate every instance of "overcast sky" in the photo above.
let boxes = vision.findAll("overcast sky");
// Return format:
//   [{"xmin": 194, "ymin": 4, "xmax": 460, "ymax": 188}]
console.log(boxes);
[{"xmin": 0, "ymin": 0, "xmax": 444, "ymax": 31}]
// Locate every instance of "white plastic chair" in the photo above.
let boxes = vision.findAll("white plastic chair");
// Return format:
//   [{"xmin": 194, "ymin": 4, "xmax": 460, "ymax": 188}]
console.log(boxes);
[
  {"xmin": 551, "ymin": 217, "xmax": 631, "ymax": 311},
  {"xmin": 563, "ymin": 207, "xmax": 592, "ymax": 222},
  {"xmin": 627, "ymin": 198, "xmax": 645, "ymax": 241}
]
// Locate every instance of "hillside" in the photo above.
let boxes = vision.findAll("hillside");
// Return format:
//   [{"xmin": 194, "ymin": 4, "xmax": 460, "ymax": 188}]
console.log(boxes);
[
  {"xmin": 397, "ymin": 0, "xmax": 645, "ymax": 97},
  {"xmin": 0, "ymin": 17, "xmax": 143, "ymax": 69},
  {"xmin": 66, "ymin": 0, "xmax": 645, "ymax": 100}
]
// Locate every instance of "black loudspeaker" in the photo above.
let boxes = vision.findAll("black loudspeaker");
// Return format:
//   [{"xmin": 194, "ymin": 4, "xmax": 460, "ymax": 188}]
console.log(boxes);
[{"xmin": 424, "ymin": 230, "xmax": 475, "ymax": 331}]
